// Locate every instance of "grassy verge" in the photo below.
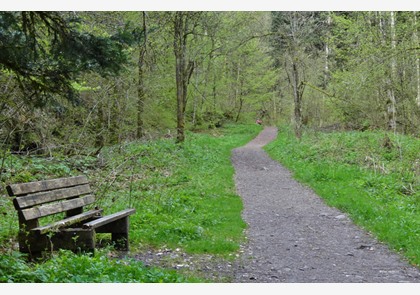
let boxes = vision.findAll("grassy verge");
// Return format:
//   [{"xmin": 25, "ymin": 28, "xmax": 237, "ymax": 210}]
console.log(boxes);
[
  {"xmin": 265, "ymin": 125, "xmax": 420, "ymax": 267},
  {"xmin": 0, "ymin": 123, "xmax": 262, "ymax": 282},
  {"xmin": 97, "ymin": 123, "xmax": 262, "ymax": 254}
]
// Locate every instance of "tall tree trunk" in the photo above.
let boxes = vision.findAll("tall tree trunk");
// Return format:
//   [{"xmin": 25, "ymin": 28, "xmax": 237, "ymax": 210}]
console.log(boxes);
[
  {"xmin": 95, "ymin": 99, "xmax": 105, "ymax": 148},
  {"xmin": 183, "ymin": 60, "xmax": 195, "ymax": 115},
  {"xmin": 378, "ymin": 11, "xmax": 397, "ymax": 132},
  {"xmin": 174, "ymin": 12, "xmax": 187, "ymax": 143},
  {"xmin": 234, "ymin": 61, "xmax": 241, "ymax": 120},
  {"xmin": 272, "ymin": 92, "xmax": 277, "ymax": 124},
  {"xmin": 199, "ymin": 37, "xmax": 214, "ymax": 117},
  {"xmin": 109, "ymin": 87, "xmax": 120, "ymax": 144},
  {"xmin": 292, "ymin": 61, "xmax": 303, "ymax": 139},
  {"xmin": 137, "ymin": 11, "xmax": 147, "ymax": 139},
  {"xmin": 173, "ymin": 12, "xmax": 196, "ymax": 143},
  {"xmin": 387, "ymin": 11, "xmax": 397, "ymax": 133},
  {"xmin": 413, "ymin": 12, "xmax": 420, "ymax": 107},
  {"xmin": 192, "ymin": 66, "xmax": 199, "ymax": 127},
  {"xmin": 235, "ymin": 76, "xmax": 244, "ymax": 123},
  {"xmin": 235, "ymin": 97, "xmax": 243, "ymax": 122},
  {"xmin": 323, "ymin": 12, "xmax": 332, "ymax": 89}
]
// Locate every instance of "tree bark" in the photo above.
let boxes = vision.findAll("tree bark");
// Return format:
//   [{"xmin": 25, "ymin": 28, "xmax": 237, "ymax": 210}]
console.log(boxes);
[
  {"xmin": 173, "ymin": 12, "xmax": 197, "ymax": 143},
  {"xmin": 323, "ymin": 12, "xmax": 332, "ymax": 89},
  {"xmin": 95, "ymin": 99, "xmax": 105, "ymax": 148},
  {"xmin": 136, "ymin": 12, "xmax": 147, "ymax": 139},
  {"xmin": 413, "ymin": 12, "xmax": 420, "ymax": 107},
  {"xmin": 387, "ymin": 11, "xmax": 397, "ymax": 133},
  {"xmin": 235, "ymin": 97, "xmax": 243, "ymax": 123},
  {"xmin": 235, "ymin": 62, "xmax": 241, "ymax": 122},
  {"xmin": 292, "ymin": 60, "xmax": 303, "ymax": 139},
  {"xmin": 174, "ymin": 12, "xmax": 187, "ymax": 143}
]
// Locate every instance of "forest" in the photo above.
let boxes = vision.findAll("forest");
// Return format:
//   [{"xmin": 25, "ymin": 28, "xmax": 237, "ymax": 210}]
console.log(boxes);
[
  {"xmin": 1, "ymin": 11, "xmax": 420, "ymax": 283},
  {"xmin": 1, "ymin": 11, "xmax": 420, "ymax": 152}
]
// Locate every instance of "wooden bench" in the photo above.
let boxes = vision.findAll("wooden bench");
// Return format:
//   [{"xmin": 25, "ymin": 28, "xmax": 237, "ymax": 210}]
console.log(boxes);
[{"xmin": 5, "ymin": 175, "xmax": 136, "ymax": 257}]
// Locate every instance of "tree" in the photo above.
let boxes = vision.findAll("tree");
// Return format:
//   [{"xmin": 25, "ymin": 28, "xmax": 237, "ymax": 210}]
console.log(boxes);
[
  {"xmin": 271, "ymin": 12, "xmax": 326, "ymax": 138},
  {"xmin": 325, "ymin": 12, "xmax": 420, "ymax": 134},
  {"xmin": 189, "ymin": 12, "xmax": 277, "ymax": 128},
  {"xmin": 382, "ymin": 11, "xmax": 398, "ymax": 133},
  {"xmin": 172, "ymin": 12, "xmax": 201, "ymax": 143},
  {"xmin": 0, "ymin": 12, "xmax": 132, "ymax": 104},
  {"xmin": 413, "ymin": 12, "xmax": 420, "ymax": 108},
  {"xmin": 0, "ymin": 11, "xmax": 134, "ymax": 151},
  {"xmin": 137, "ymin": 12, "xmax": 147, "ymax": 139}
]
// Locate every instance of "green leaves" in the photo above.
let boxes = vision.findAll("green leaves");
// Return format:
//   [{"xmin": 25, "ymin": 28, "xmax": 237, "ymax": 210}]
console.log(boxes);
[
  {"xmin": 0, "ymin": 250, "xmax": 198, "ymax": 282},
  {"xmin": 0, "ymin": 12, "xmax": 130, "ymax": 102}
]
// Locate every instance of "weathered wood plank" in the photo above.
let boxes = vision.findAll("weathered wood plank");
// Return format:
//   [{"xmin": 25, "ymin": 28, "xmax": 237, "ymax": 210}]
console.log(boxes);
[
  {"xmin": 19, "ymin": 229, "xmax": 96, "ymax": 254},
  {"xmin": 32, "ymin": 209, "xmax": 103, "ymax": 234},
  {"xmin": 21, "ymin": 194, "xmax": 95, "ymax": 220},
  {"xmin": 14, "ymin": 184, "xmax": 92, "ymax": 209},
  {"xmin": 52, "ymin": 228, "xmax": 96, "ymax": 253},
  {"xmin": 95, "ymin": 216, "xmax": 128, "ymax": 233},
  {"xmin": 6, "ymin": 175, "xmax": 89, "ymax": 196},
  {"xmin": 82, "ymin": 208, "xmax": 135, "ymax": 229}
]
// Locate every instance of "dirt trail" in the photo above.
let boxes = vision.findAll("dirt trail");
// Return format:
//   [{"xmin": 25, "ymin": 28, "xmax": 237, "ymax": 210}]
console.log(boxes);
[{"xmin": 230, "ymin": 126, "xmax": 420, "ymax": 283}]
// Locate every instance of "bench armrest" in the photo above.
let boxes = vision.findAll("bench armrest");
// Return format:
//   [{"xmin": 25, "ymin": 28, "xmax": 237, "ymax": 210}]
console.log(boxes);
[
  {"xmin": 82, "ymin": 208, "xmax": 136, "ymax": 229},
  {"xmin": 32, "ymin": 209, "xmax": 103, "ymax": 234}
]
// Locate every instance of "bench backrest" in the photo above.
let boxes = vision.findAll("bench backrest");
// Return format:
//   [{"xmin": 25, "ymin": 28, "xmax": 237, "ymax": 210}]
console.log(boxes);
[{"xmin": 6, "ymin": 175, "xmax": 95, "ymax": 230}]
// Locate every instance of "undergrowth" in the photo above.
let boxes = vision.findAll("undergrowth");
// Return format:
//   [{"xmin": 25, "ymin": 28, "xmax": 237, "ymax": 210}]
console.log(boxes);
[
  {"xmin": 0, "ymin": 249, "xmax": 199, "ymax": 283},
  {"xmin": 265, "ymin": 125, "xmax": 420, "ymax": 267}
]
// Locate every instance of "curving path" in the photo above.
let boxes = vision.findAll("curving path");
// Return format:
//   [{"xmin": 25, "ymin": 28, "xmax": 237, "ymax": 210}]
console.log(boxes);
[{"xmin": 230, "ymin": 126, "xmax": 420, "ymax": 283}]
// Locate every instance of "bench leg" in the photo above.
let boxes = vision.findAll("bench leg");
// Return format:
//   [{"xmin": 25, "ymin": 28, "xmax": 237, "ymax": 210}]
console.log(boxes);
[
  {"xmin": 55, "ymin": 229, "xmax": 96, "ymax": 254},
  {"xmin": 95, "ymin": 216, "xmax": 130, "ymax": 251},
  {"xmin": 112, "ymin": 232, "xmax": 129, "ymax": 251},
  {"xmin": 18, "ymin": 231, "xmax": 48, "ymax": 260}
]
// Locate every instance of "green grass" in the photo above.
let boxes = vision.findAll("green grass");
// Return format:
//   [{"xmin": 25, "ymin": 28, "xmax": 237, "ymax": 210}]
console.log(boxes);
[
  {"xmin": 265, "ymin": 125, "xmax": 420, "ymax": 267},
  {"xmin": 0, "ymin": 123, "xmax": 262, "ymax": 282},
  {"xmin": 99, "ymin": 123, "xmax": 262, "ymax": 254},
  {"xmin": 0, "ymin": 249, "xmax": 200, "ymax": 283}
]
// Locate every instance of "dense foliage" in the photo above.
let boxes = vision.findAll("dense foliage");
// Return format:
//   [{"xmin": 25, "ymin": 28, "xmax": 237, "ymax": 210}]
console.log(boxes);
[
  {"xmin": 0, "ymin": 12, "xmax": 132, "ymax": 102},
  {"xmin": 1, "ymin": 11, "xmax": 419, "ymax": 154}
]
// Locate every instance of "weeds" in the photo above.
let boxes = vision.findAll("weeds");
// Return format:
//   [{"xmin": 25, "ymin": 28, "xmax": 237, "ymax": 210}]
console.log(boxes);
[{"xmin": 0, "ymin": 249, "xmax": 200, "ymax": 283}]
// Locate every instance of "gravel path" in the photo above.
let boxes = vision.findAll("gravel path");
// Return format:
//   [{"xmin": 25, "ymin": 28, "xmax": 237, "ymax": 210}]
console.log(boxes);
[{"xmin": 230, "ymin": 126, "xmax": 420, "ymax": 283}]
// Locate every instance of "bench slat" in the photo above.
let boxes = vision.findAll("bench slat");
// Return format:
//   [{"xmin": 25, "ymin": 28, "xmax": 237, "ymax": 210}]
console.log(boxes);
[
  {"xmin": 14, "ymin": 184, "xmax": 92, "ymax": 209},
  {"xmin": 83, "ymin": 209, "xmax": 136, "ymax": 229},
  {"xmin": 32, "ymin": 209, "xmax": 103, "ymax": 234},
  {"xmin": 6, "ymin": 175, "xmax": 89, "ymax": 196},
  {"xmin": 21, "ymin": 195, "xmax": 96, "ymax": 221}
]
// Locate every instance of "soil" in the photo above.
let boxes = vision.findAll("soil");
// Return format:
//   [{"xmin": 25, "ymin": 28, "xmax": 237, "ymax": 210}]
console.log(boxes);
[{"xmin": 132, "ymin": 126, "xmax": 420, "ymax": 283}]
